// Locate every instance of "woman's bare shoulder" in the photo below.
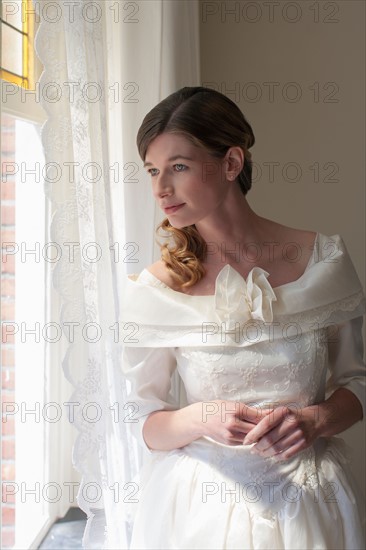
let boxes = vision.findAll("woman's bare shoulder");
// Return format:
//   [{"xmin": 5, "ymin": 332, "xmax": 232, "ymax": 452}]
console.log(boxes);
[
  {"xmin": 258, "ymin": 222, "xmax": 318, "ymax": 285},
  {"xmin": 265, "ymin": 220, "xmax": 317, "ymax": 249}
]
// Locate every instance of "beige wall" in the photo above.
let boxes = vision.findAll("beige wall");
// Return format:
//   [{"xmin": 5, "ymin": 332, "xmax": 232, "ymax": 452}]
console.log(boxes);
[{"xmin": 199, "ymin": 0, "xmax": 365, "ymax": 494}]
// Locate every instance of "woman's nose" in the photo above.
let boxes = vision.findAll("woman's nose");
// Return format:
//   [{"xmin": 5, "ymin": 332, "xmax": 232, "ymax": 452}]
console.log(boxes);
[{"xmin": 153, "ymin": 174, "xmax": 173, "ymax": 198}]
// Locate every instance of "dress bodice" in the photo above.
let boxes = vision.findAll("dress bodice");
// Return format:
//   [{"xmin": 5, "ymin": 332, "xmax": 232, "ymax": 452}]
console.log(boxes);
[{"xmin": 176, "ymin": 329, "xmax": 328, "ymax": 408}]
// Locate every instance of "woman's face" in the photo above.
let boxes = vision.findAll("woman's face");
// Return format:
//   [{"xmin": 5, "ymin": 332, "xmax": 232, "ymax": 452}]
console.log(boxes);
[{"xmin": 144, "ymin": 133, "xmax": 230, "ymax": 229}]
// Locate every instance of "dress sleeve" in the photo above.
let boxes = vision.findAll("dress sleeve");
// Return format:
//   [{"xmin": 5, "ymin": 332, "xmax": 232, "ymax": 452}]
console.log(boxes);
[
  {"xmin": 325, "ymin": 316, "xmax": 366, "ymax": 418},
  {"xmin": 121, "ymin": 345, "xmax": 178, "ymax": 453}
]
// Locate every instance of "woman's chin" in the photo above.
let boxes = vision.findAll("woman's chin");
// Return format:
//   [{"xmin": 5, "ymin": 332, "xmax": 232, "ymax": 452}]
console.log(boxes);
[{"xmin": 166, "ymin": 217, "xmax": 193, "ymax": 230}]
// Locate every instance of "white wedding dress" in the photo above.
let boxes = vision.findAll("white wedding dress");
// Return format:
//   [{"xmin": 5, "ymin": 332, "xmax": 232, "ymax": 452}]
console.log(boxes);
[{"xmin": 119, "ymin": 232, "xmax": 366, "ymax": 550}]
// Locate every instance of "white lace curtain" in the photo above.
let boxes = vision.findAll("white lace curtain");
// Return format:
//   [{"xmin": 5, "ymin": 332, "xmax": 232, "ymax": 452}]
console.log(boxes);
[{"xmin": 34, "ymin": 0, "xmax": 200, "ymax": 547}]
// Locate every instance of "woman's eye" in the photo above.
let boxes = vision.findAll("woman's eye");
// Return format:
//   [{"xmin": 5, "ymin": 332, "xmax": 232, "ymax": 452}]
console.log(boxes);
[
  {"xmin": 174, "ymin": 164, "xmax": 187, "ymax": 172},
  {"xmin": 148, "ymin": 168, "xmax": 158, "ymax": 176}
]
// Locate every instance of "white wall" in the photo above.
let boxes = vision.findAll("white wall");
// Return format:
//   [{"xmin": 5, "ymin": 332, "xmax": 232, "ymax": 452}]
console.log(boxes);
[{"xmin": 199, "ymin": 0, "xmax": 365, "ymax": 494}]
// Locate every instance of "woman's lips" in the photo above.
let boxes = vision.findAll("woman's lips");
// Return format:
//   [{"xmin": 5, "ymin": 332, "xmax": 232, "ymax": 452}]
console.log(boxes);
[{"xmin": 163, "ymin": 203, "xmax": 185, "ymax": 214}]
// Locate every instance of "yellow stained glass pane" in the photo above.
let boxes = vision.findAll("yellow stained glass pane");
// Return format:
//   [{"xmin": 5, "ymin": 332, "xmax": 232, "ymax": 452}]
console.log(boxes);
[
  {"xmin": 0, "ymin": 68, "xmax": 27, "ymax": 87},
  {"xmin": 1, "ymin": 22, "xmax": 23, "ymax": 76},
  {"xmin": 2, "ymin": 0, "xmax": 23, "ymax": 31}
]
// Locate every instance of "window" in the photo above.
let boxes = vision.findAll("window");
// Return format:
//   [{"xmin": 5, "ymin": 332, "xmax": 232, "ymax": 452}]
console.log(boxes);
[
  {"xmin": 0, "ymin": 0, "xmax": 37, "ymax": 89},
  {"xmin": 1, "ymin": 112, "xmax": 48, "ymax": 550},
  {"xmin": 1, "ymin": 3, "xmax": 77, "ymax": 549}
]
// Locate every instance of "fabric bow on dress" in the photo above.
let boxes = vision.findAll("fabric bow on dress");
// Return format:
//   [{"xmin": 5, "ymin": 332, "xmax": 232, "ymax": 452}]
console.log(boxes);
[{"xmin": 214, "ymin": 265, "xmax": 277, "ymax": 330}]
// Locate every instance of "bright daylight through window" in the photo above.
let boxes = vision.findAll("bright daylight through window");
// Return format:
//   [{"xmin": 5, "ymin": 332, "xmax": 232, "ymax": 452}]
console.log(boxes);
[{"xmin": 1, "ymin": 1, "xmax": 53, "ymax": 548}]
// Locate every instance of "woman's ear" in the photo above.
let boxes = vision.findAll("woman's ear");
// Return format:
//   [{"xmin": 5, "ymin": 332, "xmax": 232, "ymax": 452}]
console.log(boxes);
[{"xmin": 224, "ymin": 146, "xmax": 244, "ymax": 181}]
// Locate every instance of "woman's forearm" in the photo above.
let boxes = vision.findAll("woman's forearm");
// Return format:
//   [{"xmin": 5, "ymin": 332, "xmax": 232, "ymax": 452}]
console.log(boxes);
[
  {"xmin": 142, "ymin": 403, "xmax": 204, "ymax": 451},
  {"xmin": 312, "ymin": 387, "xmax": 363, "ymax": 438},
  {"xmin": 142, "ymin": 399, "xmax": 272, "ymax": 451}
]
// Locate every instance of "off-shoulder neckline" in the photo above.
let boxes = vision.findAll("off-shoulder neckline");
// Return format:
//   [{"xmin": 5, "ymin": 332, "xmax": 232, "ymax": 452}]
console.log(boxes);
[{"xmin": 138, "ymin": 232, "xmax": 321, "ymax": 298}]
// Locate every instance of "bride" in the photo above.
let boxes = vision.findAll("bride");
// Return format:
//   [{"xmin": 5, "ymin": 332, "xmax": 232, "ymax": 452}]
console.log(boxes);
[{"xmin": 119, "ymin": 86, "xmax": 365, "ymax": 549}]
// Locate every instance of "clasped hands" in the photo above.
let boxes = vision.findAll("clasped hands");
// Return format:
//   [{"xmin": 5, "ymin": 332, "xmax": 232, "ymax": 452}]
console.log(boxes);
[{"xmin": 201, "ymin": 399, "xmax": 322, "ymax": 460}]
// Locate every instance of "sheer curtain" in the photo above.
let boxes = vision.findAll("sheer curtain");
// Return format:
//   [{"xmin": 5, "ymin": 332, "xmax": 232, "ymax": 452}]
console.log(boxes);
[{"xmin": 34, "ymin": 0, "xmax": 200, "ymax": 547}]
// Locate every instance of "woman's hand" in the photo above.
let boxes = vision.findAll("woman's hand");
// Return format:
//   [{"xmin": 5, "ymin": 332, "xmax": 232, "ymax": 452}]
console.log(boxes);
[
  {"xmin": 242, "ymin": 387, "xmax": 363, "ymax": 460},
  {"xmin": 143, "ymin": 399, "xmax": 273, "ymax": 451},
  {"xmin": 197, "ymin": 400, "xmax": 273, "ymax": 446},
  {"xmin": 242, "ymin": 405, "xmax": 322, "ymax": 460},
  {"xmin": 143, "ymin": 389, "xmax": 362, "ymax": 453}
]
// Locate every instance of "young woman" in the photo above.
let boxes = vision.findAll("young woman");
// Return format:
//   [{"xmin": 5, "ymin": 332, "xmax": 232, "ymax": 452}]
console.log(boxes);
[{"xmin": 120, "ymin": 86, "xmax": 366, "ymax": 549}]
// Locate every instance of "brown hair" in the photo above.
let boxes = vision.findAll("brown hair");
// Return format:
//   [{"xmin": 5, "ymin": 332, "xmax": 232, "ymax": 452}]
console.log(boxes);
[{"xmin": 136, "ymin": 86, "xmax": 255, "ymax": 289}]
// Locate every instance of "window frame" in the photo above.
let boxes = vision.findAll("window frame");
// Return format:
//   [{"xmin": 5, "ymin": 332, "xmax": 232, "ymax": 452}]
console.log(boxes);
[
  {"xmin": 0, "ymin": 0, "xmax": 38, "ymax": 90},
  {"xmin": 1, "ymin": 5, "xmax": 81, "ymax": 550}
]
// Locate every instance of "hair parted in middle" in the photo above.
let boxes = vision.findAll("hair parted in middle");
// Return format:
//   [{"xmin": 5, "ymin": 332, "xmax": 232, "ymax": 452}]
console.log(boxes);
[{"xmin": 136, "ymin": 86, "xmax": 255, "ymax": 290}]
